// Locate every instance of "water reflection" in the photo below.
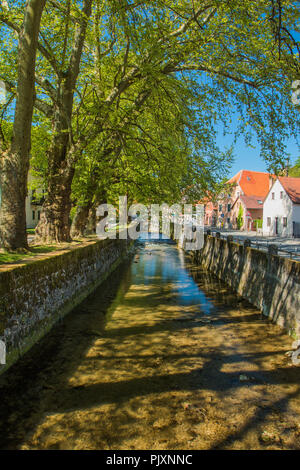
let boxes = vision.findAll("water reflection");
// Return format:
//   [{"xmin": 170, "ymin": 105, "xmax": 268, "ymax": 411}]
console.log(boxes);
[
  {"xmin": 134, "ymin": 234, "xmax": 214, "ymax": 314},
  {"xmin": 0, "ymin": 233, "xmax": 299, "ymax": 451}
]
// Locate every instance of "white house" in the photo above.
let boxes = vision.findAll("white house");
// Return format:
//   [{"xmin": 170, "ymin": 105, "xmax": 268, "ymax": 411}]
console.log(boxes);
[
  {"xmin": 25, "ymin": 188, "xmax": 44, "ymax": 229},
  {"xmin": 25, "ymin": 173, "xmax": 45, "ymax": 229},
  {"xmin": 263, "ymin": 176, "xmax": 300, "ymax": 237}
]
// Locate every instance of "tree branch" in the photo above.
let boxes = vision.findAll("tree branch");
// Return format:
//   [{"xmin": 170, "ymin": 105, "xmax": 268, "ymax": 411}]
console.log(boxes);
[
  {"xmin": 35, "ymin": 75, "xmax": 58, "ymax": 103},
  {"xmin": 171, "ymin": 65, "xmax": 259, "ymax": 88},
  {"xmin": 34, "ymin": 98, "xmax": 54, "ymax": 117}
]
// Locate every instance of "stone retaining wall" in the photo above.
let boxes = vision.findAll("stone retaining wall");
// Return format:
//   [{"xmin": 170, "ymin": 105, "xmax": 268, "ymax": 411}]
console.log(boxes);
[
  {"xmin": 190, "ymin": 234, "xmax": 300, "ymax": 339},
  {"xmin": 0, "ymin": 238, "xmax": 132, "ymax": 373}
]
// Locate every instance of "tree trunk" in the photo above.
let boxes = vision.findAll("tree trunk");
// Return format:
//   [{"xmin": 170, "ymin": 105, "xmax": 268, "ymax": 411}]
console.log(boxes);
[
  {"xmin": 35, "ymin": 163, "xmax": 75, "ymax": 243},
  {"xmin": 0, "ymin": 0, "xmax": 46, "ymax": 250},
  {"xmin": 70, "ymin": 189, "xmax": 105, "ymax": 239},
  {"xmin": 34, "ymin": 0, "xmax": 92, "ymax": 244},
  {"xmin": 70, "ymin": 202, "xmax": 92, "ymax": 238},
  {"xmin": 0, "ymin": 150, "xmax": 28, "ymax": 250},
  {"xmin": 34, "ymin": 109, "xmax": 78, "ymax": 244},
  {"xmin": 85, "ymin": 205, "xmax": 97, "ymax": 235}
]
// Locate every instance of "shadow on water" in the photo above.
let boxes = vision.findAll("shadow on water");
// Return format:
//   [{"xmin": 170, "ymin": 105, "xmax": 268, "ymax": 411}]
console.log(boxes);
[
  {"xmin": 0, "ymin": 252, "xmax": 135, "ymax": 449},
  {"xmin": 0, "ymin": 234, "xmax": 299, "ymax": 450}
]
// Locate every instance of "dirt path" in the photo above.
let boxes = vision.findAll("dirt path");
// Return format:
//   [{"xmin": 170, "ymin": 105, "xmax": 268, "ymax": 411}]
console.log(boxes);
[{"xmin": 0, "ymin": 240, "xmax": 299, "ymax": 450}]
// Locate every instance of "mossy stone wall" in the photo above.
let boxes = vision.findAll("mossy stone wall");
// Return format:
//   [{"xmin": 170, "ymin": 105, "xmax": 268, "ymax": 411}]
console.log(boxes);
[
  {"xmin": 0, "ymin": 238, "xmax": 132, "ymax": 374},
  {"xmin": 190, "ymin": 234, "xmax": 300, "ymax": 339}
]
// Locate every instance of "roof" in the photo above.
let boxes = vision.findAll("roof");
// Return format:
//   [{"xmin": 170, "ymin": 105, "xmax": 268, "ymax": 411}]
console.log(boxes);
[
  {"xmin": 227, "ymin": 170, "xmax": 275, "ymax": 198},
  {"xmin": 240, "ymin": 195, "xmax": 264, "ymax": 210},
  {"xmin": 278, "ymin": 176, "xmax": 300, "ymax": 204}
]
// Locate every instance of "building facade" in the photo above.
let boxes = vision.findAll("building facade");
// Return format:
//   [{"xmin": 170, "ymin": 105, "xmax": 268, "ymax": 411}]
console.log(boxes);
[
  {"xmin": 25, "ymin": 188, "xmax": 44, "ymax": 229},
  {"xmin": 208, "ymin": 170, "xmax": 275, "ymax": 230},
  {"xmin": 262, "ymin": 177, "xmax": 300, "ymax": 237},
  {"xmin": 204, "ymin": 201, "xmax": 218, "ymax": 226}
]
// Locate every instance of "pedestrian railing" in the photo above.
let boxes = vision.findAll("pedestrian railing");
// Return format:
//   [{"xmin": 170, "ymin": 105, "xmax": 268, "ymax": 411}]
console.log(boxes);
[{"xmin": 206, "ymin": 230, "xmax": 300, "ymax": 261}]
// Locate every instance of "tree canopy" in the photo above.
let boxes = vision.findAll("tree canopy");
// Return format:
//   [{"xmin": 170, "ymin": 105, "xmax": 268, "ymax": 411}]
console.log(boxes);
[{"xmin": 0, "ymin": 0, "xmax": 299, "ymax": 247}]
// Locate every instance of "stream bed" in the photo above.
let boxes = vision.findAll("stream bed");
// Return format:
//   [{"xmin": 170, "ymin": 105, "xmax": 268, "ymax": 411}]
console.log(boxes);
[{"xmin": 0, "ymin": 235, "xmax": 299, "ymax": 449}]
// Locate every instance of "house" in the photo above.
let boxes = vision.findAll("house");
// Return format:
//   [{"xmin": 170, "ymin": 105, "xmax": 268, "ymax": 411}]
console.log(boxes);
[
  {"xmin": 25, "ymin": 189, "xmax": 44, "ymax": 229},
  {"xmin": 25, "ymin": 173, "xmax": 45, "ymax": 229},
  {"xmin": 204, "ymin": 201, "xmax": 218, "ymax": 226},
  {"xmin": 262, "ymin": 176, "xmax": 300, "ymax": 237},
  {"xmin": 214, "ymin": 170, "xmax": 275, "ymax": 230}
]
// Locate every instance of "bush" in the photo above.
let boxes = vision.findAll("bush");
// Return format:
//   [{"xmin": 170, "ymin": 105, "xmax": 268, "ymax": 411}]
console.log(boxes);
[
  {"xmin": 237, "ymin": 205, "xmax": 243, "ymax": 230},
  {"xmin": 254, "ymin": 219, "xmax": 262, "ymax": 229}
]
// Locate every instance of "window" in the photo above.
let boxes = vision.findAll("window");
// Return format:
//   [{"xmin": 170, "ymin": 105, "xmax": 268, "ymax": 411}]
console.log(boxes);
[
  {"xmin": 271, "ymin": 192, "xmax": 275, "ymax": 200},
  {"xmin": 227, "ymin": 218, "xmax": 230, "ymax": 224},
  {"xmin": 280, "ymin": 191, "xmax": 284, "ymax": 199},
  {"xmin": 219, "ymin": 204, "xmax": 222, "ymax": 212},
  {"xmin": 38, "ymin": 211, "xmax": 41, "ymax": 221},
  {"xmin": 267, "ymin": 217, "xmax": 271, "ymax": 227},
  {"xmin": 32, "ymin": 210, "xmax": 35, "ymax": 220},
  {"xmin": 227, "ymin": 204, "xmax": 231, "ymax": 212},
  {"xmin": 283, "ymin": 217, "xmax": 287, "ymax": 227}
]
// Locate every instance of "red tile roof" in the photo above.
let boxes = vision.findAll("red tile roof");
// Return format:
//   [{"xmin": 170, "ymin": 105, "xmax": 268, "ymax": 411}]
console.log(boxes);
[
  {"xmin": 227, "ymin": 170, "xmax": 275, "ymax": 198},
  {"xmin": 240, "ymin": 195, "xmax": 264, "ymax": 209},
  {"xmin": 278, "ymin": 176, "xmax": 300, "ymax": 204}
]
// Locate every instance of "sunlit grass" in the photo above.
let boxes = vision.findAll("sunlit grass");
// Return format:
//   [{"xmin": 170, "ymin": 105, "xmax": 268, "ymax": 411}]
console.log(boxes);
[{"xmin": 0, "ymin": 245, "xmax": 58, "ymax": 265}]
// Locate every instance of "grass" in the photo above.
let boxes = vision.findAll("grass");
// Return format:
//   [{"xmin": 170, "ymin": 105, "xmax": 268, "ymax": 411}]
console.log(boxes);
[
  {"xmin": 26, "ymin": 229, "xmax": 35, "ymax": 235},
  {"xmin": 0, "ymin": 245, "xmax": 59, "ymax": 265}
]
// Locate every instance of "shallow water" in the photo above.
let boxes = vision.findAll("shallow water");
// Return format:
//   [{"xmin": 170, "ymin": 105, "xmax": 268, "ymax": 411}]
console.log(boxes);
[{"xmin": 0, "ymin": 236, "xmax": 299, "ymax": 449}]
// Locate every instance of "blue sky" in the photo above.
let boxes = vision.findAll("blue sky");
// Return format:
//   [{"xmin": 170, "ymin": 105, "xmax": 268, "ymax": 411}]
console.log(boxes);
[{"xmin": 216, "ymin": 128, "xmax": 299, "ymax": 177}]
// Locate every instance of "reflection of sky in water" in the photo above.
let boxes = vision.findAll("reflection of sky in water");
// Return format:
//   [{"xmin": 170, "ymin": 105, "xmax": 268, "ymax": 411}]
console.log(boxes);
[{"xmin": 132, "ymin": 235, "xmax": 213, "ymax": 315}]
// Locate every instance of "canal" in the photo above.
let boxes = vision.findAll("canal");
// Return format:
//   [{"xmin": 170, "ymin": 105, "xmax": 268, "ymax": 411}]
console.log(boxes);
[{"xmin": 0, "ymin": 235, "xmax": 299, "ymax": 449}]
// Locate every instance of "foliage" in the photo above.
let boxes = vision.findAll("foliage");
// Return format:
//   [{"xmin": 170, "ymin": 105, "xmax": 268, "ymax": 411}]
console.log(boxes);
[
  {"xmin": 237, "ymin": 204, "xmax": 244, "ymax": 230},
  {"xmin": 1, "ymin": 0, "xmax": 300, "ymax": 246},
  {"xmin": 289, "ymin": 157, "xmax": 300, "ymax": 177},
  {"xmin": 254, "ymin": 218, "xmax": 263, "ymax": 229}
]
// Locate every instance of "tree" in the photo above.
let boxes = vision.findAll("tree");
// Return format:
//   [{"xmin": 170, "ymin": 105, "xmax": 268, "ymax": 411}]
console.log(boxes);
[
  {"xmin": 70, "ymin": 76, "xmax": 192, "ymax": 236},
  {"xmin": 1, "ymin": 0, "xmax": 300, "ymax": 247},
  {"xmin": 32, "ymin": 1, "xmax": 300, "ymax": 242},
  {"xmin": 268, "ymin": 0, "xmax": 299, "ymax": 82},
  {"xmin": 0, "ymin": 0, "xmax": 46, "ymax": 250},
  {"xmin": 34, "ymin": 0, "xmax": 93, "ymax": 243},
  {"xmin": 237, "ymin": 204, "xmax": 243, "ymax": 230},
  {"xmin": 289, "ymin": 156, "xmax": 300, "ymax": 177},
  {"xmin": 35, "ymin": 1, "xmax": 300, "ymax": 242}
]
